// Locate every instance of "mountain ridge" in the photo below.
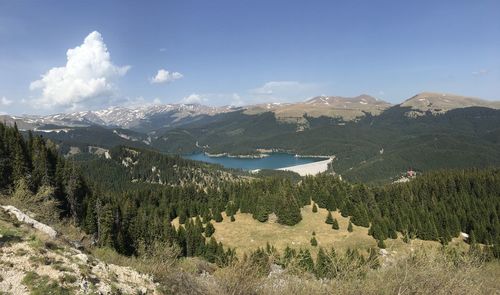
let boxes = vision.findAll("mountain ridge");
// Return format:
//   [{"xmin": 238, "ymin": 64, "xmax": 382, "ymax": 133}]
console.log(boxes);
[
  {"xmin": 2, "ymin": 92, "xmax": 499, "ymax": 130},
  {"xmin": 400, "ymin": 92, "xmax": 500, "ymax": 117}
]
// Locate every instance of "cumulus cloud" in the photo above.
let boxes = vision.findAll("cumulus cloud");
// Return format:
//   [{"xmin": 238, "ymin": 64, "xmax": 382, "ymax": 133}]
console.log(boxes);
[
  {"xmin": 250, "ymin": 81, "xmax": 321, "ymax": 103},
  {"xmin": 29, "ymin": 31, "xmax": 130, "ymax": 110},
  {"xmin": 0, "ymin": 96, "xmax": 13, "ymax": 106},
  {"xmin": 181, "ymin": 93, "xmax": 205, "ymax": 104},
  {"xmin": 151, "ymin": 69, "xmax": 183, "ymax": 84}
]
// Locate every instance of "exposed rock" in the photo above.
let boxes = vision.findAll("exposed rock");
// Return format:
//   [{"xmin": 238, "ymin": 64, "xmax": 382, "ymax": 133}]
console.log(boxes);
[
  {"xmin": 75, "ymin": 253, "xmax": 89, "ymax": 264},
  {"xmin": 1, "ymin": 205, "xmax": 57, "ymax": 238}
]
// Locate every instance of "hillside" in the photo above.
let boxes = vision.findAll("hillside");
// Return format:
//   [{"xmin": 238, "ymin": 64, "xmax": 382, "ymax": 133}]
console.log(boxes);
[
  {"xmin": 401, "ymin": 92, "xmax": 500, "ymax": 117},
  {"xmin": 158, "ymin": 104, "xmax": 500, "ymax": 182},
  {"xmin": 73, "ymin": 145, "xmax": 247, "ymax": 190},
  {"xmin": 1, "ymin": 122, "xmax": 500, "ymax": 294},
  {"xmin": 2, "ymin": 204, "xmax": 499, "ymax": 295},
  {"xmin": 4, "ymin": 91, "xmax": 500, "ymax": 183},
  {"xmin": 0, "ymin": 208, "xmax": 158, "ymax": 294},
  {"xmin": 244, "ymin": 94, "xmax": 391, "ymax": 122}
]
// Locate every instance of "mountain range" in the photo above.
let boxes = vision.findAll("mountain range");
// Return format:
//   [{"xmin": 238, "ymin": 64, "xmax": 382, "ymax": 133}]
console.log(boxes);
[
  {"xmin": 2, "ymin": 91, "xmax": 500, "ymax": 182},
  {"xmin": 2, "ymin": 91, "xmax": 498, "ymax": 131}
]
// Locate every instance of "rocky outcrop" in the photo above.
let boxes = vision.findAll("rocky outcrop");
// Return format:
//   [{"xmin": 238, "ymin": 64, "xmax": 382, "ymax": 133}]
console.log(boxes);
[{"xmin": 1, "ymin": 205, "xmax": 58, "ymax": 238}]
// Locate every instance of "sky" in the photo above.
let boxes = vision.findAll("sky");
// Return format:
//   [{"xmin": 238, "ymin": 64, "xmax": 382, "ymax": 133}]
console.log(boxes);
[{"xmin": 0, "ymin": 0, "xmax": 499, "ymax": 115}]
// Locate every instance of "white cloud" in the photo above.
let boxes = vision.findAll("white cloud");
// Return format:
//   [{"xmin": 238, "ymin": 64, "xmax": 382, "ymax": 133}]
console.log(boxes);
[
  {"xmin": 150, "ymin": 69, "xmax": 183, "ymax": 84},
  {"xmin": 29, "ymin": 31, "xmax": 130, "ymax": 110},
  {"xmin": 230, "ymin": 93, "xmax": 245, "ymax": 107},
  {"xmin": 472, "ymin": 69, "xmax": 489, "ymax": 76},
  {"xmin": 1, "ymin": 96, "xmax": 13, "ymax": 106},
  {"xmin": 250, "ymin": 81, "xmax": 321, "ymax": 103},
  {"xmin": 181, "ymin": 93, "xmax": 205, "ymax": 104}
]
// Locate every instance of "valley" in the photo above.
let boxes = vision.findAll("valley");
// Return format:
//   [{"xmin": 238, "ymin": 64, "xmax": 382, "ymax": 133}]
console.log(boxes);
[
  {"xmin": 2, "ymin": 3, "xmax": 500, "ymax": 293},
  {"xmin": 5, "ymin": 91, "xmax": 498, "ymax": 183},
  {"xmin": 2, "ymin": 93, "xmax": 500, "ymax": 293}
]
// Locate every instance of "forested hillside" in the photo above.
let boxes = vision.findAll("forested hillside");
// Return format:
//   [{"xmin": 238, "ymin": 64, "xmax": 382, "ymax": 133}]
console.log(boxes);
[
  {"xmin": 75, "ymin": 145, "xmax": 245, "ymax": 189},
  {"xmin": 0, "ymin": 123, "xmax": 91, "ymax": 224},
  {"xmin": 1, "ymin": 122, "xmax": 499, "ymax": 267},
  {"xmin": 23, "ymin": 102, "xmax": 500, "ymax": 183},
  {"xmin": 157, "ymin": 106, "xmax": 500, "ymax": 182},
  {"xmin": 71, "ymin": 139, "xmax": 500, "ymax": 260}
]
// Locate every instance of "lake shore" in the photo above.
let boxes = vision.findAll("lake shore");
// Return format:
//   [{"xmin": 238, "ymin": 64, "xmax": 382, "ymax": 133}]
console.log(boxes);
[
  {"xmin": 204, "ymin": 152, "xmax": 270, "ymax": 159},
  {"xmin": 277, "ymin": 157, "xmax": 335, "ymax": 176}
]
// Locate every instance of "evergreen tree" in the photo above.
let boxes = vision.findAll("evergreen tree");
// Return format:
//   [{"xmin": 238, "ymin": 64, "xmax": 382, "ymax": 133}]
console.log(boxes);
[
  {"xmin": 312, "ymin": 203, "xmax": 318, "ymax": 213},
  {"xmin": 348, "ymin": 221, "xmax": 353, "ymax": 232},
  {"xmin": 332, "ymin": 218, "xmax": 339, "ymax": 230},
  {"xmin": 276, "ymin": 191, "xmax": 302, "ymax": 226},
  {"xmin": 315, "ymin": 247, "xmax": 333, "ymax": 279},
  {"xmin": 96, "ymin": 202, "xmax": 115, "ymax": 248},
  {"xmin": 310, "ymin": 236, "xmax": 318, "ymax": 247},
  {"xmin": 297, "ymin": 249, "xmax": 314, "ymax": 272},
  {"xmin": 253, "ymin": 204, "xmax": 269, "ymax": 223},
  {"xmin": 213, "ymin": 211, "xmax": 223, "ymax": 223},
  {"xmin": 178, "ymin": 208, "xmax": 187, "ymax": 224},
  {"xmin": 204, "ymin": 237, "xmax": 219, "ymax": 263},
  {"xmin": 325, "ymin": 211, "xmax": 334, "ymax": 224},
  {"xmin": 205, "ymin": 222, "xmax": 215, "ymax": 237}
]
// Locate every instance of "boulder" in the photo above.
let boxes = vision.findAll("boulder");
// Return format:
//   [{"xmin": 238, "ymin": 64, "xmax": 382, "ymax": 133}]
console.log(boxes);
[{"xmin": 1, "ymin": 205, "xmax": 57, "ymax": 238}]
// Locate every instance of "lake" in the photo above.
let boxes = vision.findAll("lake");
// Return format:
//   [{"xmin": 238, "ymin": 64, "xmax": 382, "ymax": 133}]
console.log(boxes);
[{"xmin": 183, "ymin": 153, "xmax": 324, "ymax": 170}]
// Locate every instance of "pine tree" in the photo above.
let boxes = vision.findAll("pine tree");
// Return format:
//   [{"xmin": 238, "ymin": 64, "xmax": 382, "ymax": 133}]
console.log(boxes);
[
  {"xmin": 282, "ymin": 246, "xmax": 296, "ymax": 267},
  {"xmin": 297, "ymin": 249, "xmax": 314, "ymax": 273},
  {"xmin": 325, "ymin": 211, "xmax": 334, "ymax": 224},
  {"xmin": 230, "ymin": 214, "xmax": 235, "ymax": 222},
  {"xmin": 213, "ymin": 210, "xmax": 223, "ymax": 223},
  {"xmin": 276, "ymin": 192, "xmax": 302, "ymax": 226},
  {"xmin": 205, "ymin": 222, "xmax": 215, "ymax": 237},
  {"xmin": 204, "ymin": 237, "xmax": 219, "ymax": 263},
  {"xmin": 312, "ymin": 203, "xmax": 318, "ymax": 213},
  {"xmin": 332, "ymin": 218, "xmax": 339, "ymax": 230},
  {"xmin": 348, "ymin": 221, "xmax": 353, "ymax": 232},
  {"xmin": 315, "ymin": 247, "xmax": 333, "ymax": 279},
  {"xmin": 253, "ymin": 204, "xmax": 269, "ymax": 223},
  {"xmin": 310, "ymin": 236, "xmax": 318, "ymax": 246},
  {"xmin": 96, "ymin": 202, "xmax": 115, "ymax": 248}
]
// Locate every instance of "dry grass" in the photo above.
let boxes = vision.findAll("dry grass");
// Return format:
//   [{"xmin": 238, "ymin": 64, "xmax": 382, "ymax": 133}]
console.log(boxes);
[
  {"xmin": 196, "ymin": 247, "xmax": 499, "ymax": 295},
  {"xmin": 173, "ymin": 204, "xmax": 458, "ymax": 258}
]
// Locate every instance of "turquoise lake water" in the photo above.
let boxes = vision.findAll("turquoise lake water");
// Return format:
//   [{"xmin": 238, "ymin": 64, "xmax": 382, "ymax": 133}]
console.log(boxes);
[{"xmin": 183, "ymin": 153, "xmax": 323, "ymax": 170}]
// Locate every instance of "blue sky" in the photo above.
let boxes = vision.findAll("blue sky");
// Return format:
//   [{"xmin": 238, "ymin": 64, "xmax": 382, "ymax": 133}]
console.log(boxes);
[{"xmin": 0, "ymin": 0, "xmax": 499, "ymax": 115}]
